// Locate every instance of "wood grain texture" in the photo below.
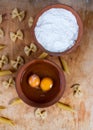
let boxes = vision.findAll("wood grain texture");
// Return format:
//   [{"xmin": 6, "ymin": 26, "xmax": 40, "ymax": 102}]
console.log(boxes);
[{"xmin": 0, "ymin": 0, "xmax": 93, "ymax": 130}]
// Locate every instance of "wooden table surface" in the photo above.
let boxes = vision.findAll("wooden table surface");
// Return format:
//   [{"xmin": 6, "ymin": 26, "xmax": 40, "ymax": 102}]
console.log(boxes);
[{"xmin": 0, "ymin": 0, "xmax": 93, "ymax": 130}]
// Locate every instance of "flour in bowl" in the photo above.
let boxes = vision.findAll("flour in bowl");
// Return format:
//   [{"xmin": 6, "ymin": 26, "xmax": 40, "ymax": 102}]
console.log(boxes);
[{"xmin": 34, "ymin": 8, "xmax": 79, "ymax": 52}]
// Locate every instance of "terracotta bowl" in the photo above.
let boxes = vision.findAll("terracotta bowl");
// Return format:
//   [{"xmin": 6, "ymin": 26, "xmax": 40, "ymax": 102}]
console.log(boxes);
[
  {"xmin": 32, "ymin": 4, "xmax": 83, "ymax": 56},
  {"xmin": 16, "ymin": 59, "xmax": 66, "ymax": 108}
]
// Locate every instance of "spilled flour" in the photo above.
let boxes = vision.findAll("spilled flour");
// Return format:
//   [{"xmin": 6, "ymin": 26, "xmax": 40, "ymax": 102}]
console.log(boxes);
[{"xmin": 35, "ymin": 8, "xmax": 79, "ymax": 52}]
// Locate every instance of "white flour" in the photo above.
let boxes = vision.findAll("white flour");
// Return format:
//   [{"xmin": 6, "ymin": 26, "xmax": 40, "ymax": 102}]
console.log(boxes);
[{"xmin": 34, "ymin": 8, "xmax": 79, "ymax": 52}]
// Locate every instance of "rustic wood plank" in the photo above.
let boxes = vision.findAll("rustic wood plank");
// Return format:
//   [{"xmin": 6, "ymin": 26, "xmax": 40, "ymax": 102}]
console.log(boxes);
[{"xmin": 0, "ymin": 0, "xmax": 93, "ymax": 130}]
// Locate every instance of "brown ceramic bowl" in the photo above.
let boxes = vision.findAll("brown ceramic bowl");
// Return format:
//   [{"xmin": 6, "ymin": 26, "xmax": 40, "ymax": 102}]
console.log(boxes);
[
  {"xmin": 32, "ymin": 4, "xmax": 83, "ymax": 56},
  {"xmin": 16, "ymin": 59, "xmax": 65, "ymax": 108}
]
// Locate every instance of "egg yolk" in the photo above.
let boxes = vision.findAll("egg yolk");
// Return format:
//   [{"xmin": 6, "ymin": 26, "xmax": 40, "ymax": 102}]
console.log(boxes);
[
  {"xmin": 40, "ymin": 77, "xmax": 53, "ymax": 92},
  {"xmin": 28, "ymin": 74, "xmax": 40, "ymax": 88}
]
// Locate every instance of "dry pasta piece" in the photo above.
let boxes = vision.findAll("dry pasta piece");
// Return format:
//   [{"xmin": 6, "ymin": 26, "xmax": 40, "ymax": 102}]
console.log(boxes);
[
  {"xmin": 0, "ymin": 106, "xmax": 6, "ymax": 110},
  {"xmin": 71, "ymin": 84, "xmax": 82, "ymax": 97},
  {"xmin": 9, "ymin": 97, "xmax": 22, "ymax": 105},
  {"xmin": 2, "ymin": 78, "xmax": 15, "ymax": 89},
  {"xmin": 0, "ymin": 45, "xmax": 6, "ymax": 50},
  {"xmin": 60, "ymin": 57, "xmax": 70, "ymax": 75},
  {"xmin": 0, "ymin": 15, "xmax": 2, "ymax": 24},
  {"xmin": 10, "ymin": 29, "xmax": 23, "ymax": 42},
  {"xmin": 35, "ymin": 108, "xmax": 47, "ymax": 120},
  {"xmin": 24, "ymin": 43, "xmax": 37, "ymax": 56},
  {"xmin": 1, "ymin": 55, "xmax": 8, "ymax": 64},
  {"xmin": 0, "ymin": 70, "xmax": 12, "ymax": 76},
  {"xmin": 57, "ymin": 102, "xmax": 75, "ymax": 113},
  {"xmin": 12, "ymin": 8, "xmax": 25, "ymax": 22},
  {"xmin": 0, "ymin": 28, "xmax": 4, "ymax": 38},
  {"xmin": 0, "ymin": 116, "xmax": 15, "ymax": 126},
  {"xmin": 0, "ymin": 55, "xmax": 8, "ymax": 69},
  {"xmin": 28, "ymin": 17, "xmax": 34, "ymax": 28},
  {"xmin": 38, "ymin": 52, "xmax": 48, "ymax": 59},
  {"xmin": 11, "ymin": 56, "xmax": 24, "ymax": 70}
]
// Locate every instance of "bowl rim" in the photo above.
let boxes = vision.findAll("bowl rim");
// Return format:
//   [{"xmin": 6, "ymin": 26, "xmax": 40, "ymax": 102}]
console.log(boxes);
[
  {"xmin": 32, "ymin": 4, "xmax": 83, "ymax": 56},
  {"xmin": 16, "ymin": 59, "xmax": 66, "ymax": 108}
]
